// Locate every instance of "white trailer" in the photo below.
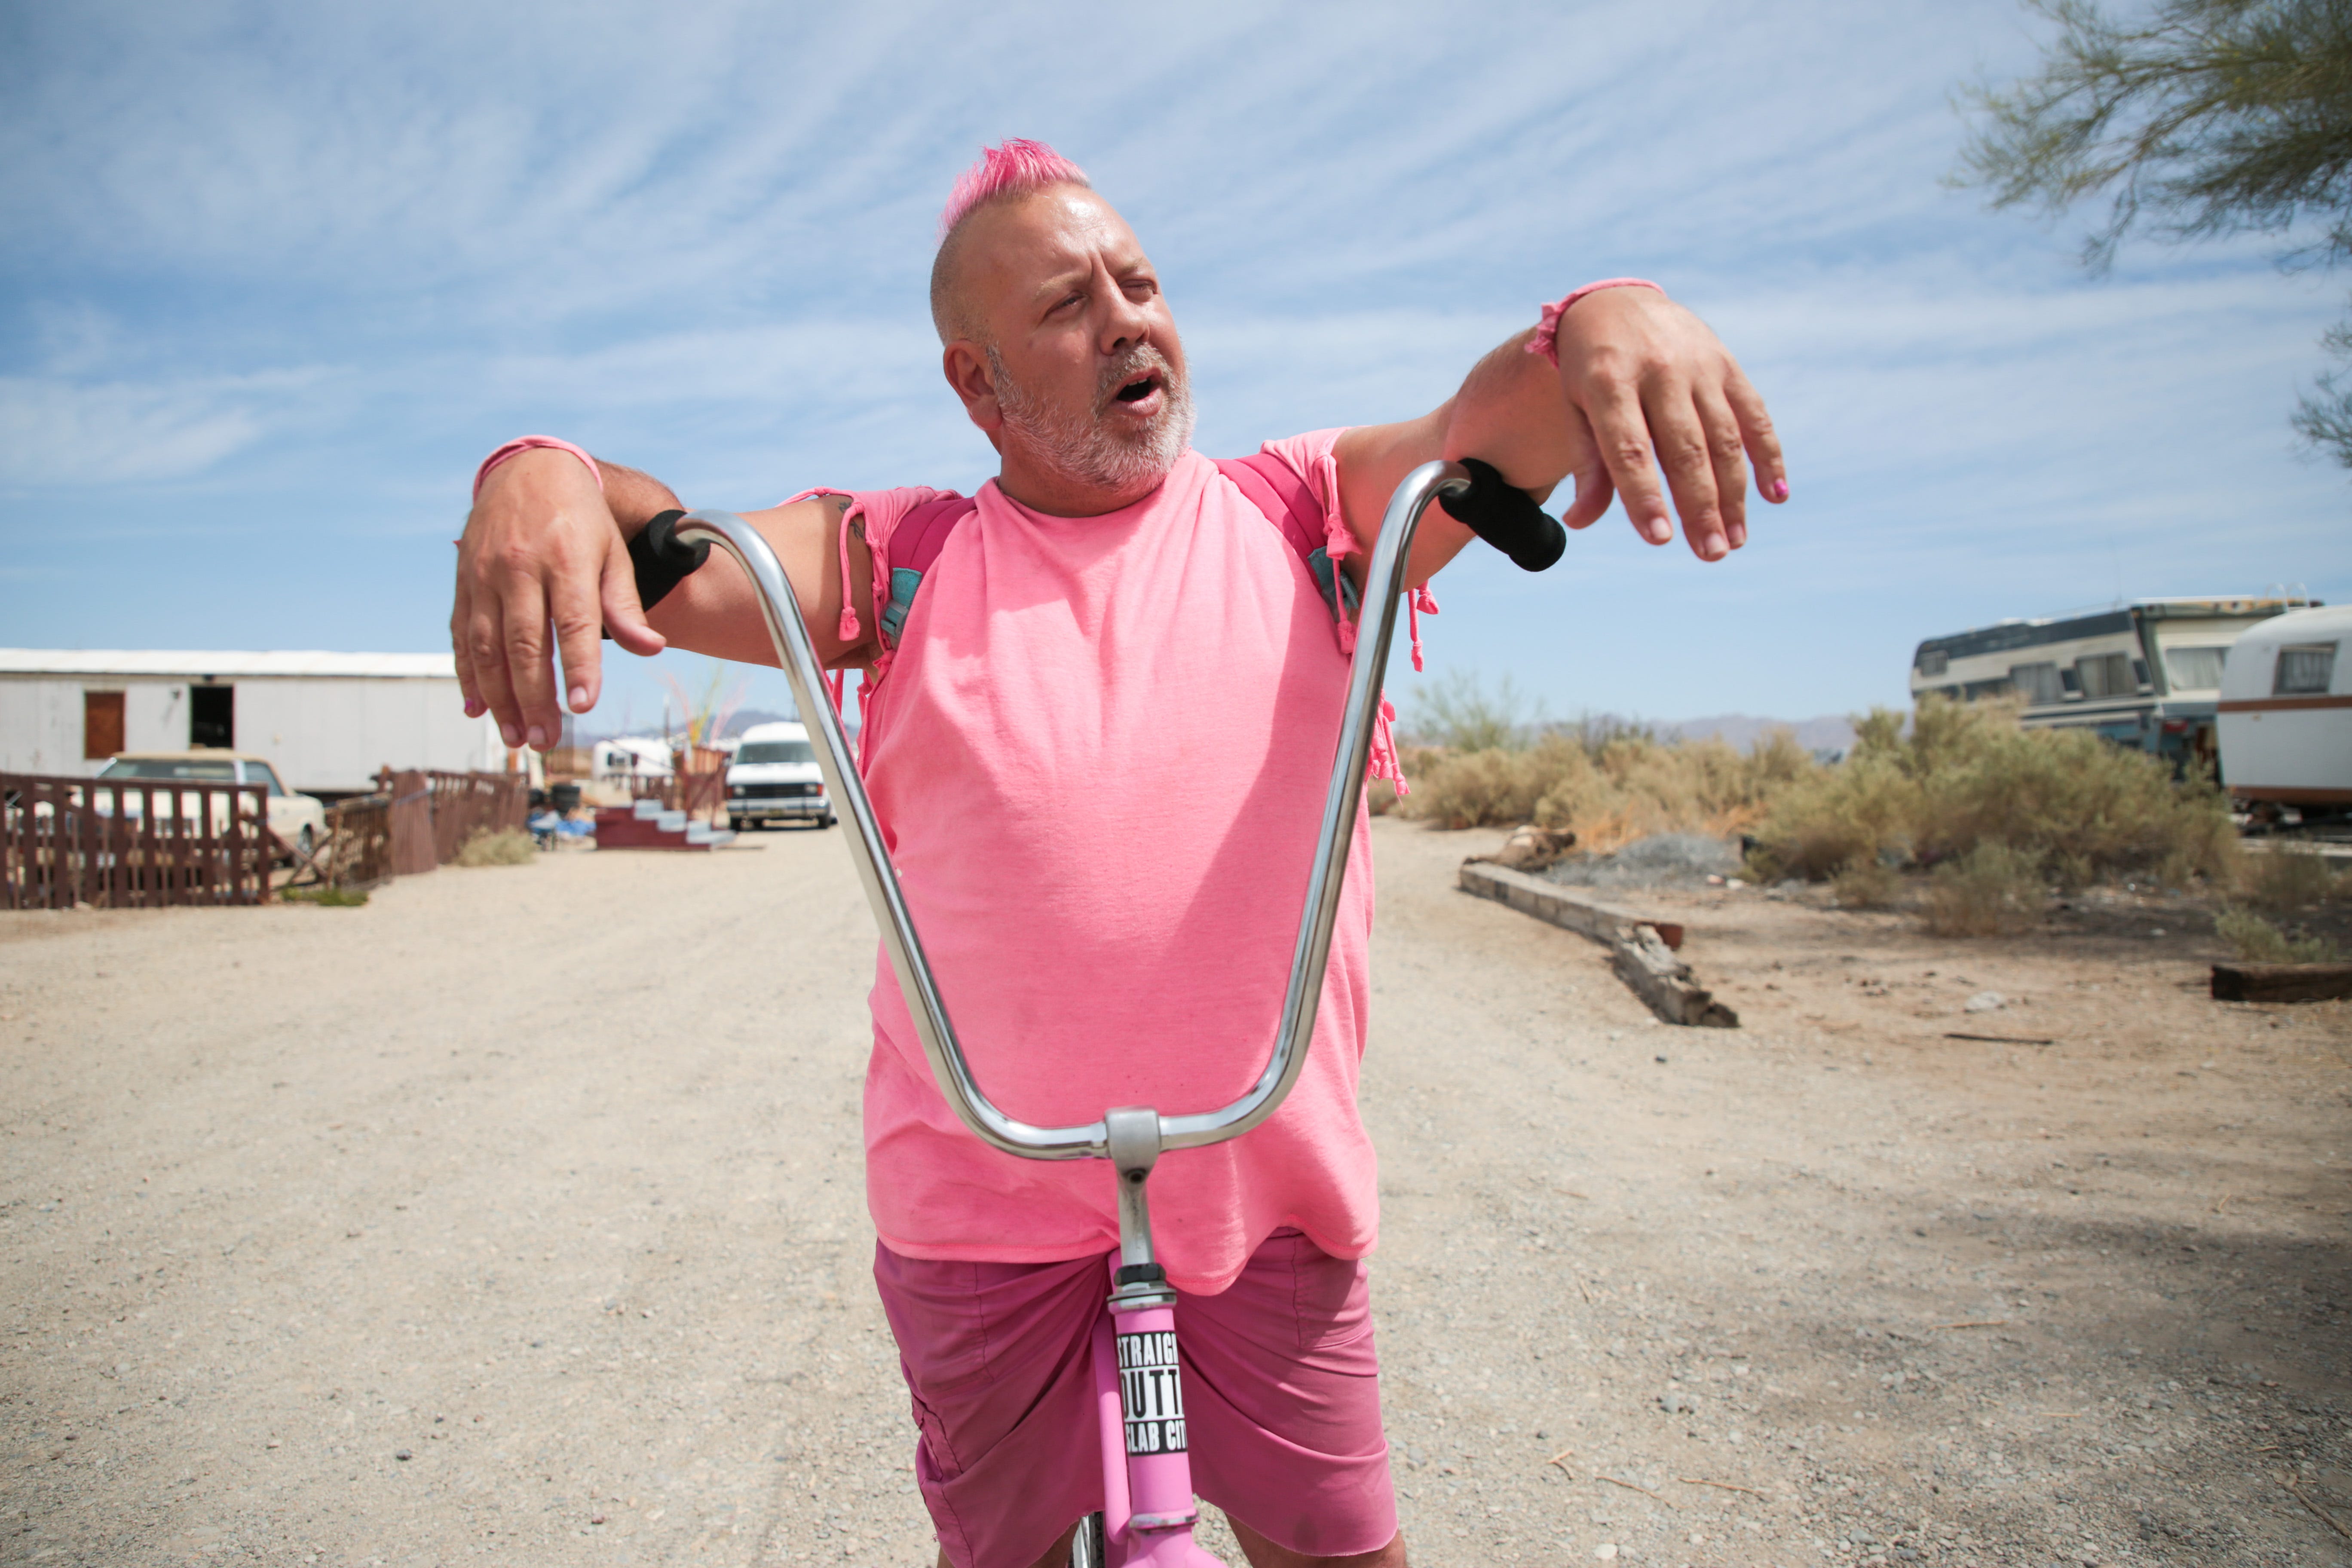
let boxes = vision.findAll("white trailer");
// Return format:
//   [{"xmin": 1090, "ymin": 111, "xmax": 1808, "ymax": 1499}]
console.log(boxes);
[
  {"xmin": 0, "ymin": 649, "xmax": 507, "ymax": 797},
  {"xmin": 2219, "ymin": 605, "xmax": 2352, "ymax": 816}
]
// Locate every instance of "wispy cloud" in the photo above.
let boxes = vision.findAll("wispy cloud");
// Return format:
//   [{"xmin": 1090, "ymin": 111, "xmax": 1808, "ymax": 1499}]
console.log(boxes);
[{"xmin": 1, "ymin": 0, "xmax": 2343, "ymax": 726}]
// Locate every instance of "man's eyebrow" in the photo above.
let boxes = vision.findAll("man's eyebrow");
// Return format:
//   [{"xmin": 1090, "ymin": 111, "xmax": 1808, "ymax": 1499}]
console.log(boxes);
[{"xmin": 1028, "ymin": 265, "xmax": 1090, "ymax": 302}]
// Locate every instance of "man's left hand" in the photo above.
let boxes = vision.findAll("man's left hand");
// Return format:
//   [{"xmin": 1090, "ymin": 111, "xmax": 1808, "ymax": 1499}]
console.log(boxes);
[{"xmin": 1548, "ymin": 287, "xmax": 1785, "ymax": 561}]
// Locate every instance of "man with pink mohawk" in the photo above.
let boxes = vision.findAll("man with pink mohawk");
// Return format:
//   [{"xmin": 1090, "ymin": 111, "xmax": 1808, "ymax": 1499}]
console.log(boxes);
[{"xmin": 454, "ymin": 138, "xmax": 1785, "ymax": 1568}]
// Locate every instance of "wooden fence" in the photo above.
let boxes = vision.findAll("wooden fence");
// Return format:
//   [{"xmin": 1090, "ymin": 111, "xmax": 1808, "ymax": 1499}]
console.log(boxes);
[
  {"xmin": 316, "ymin": 793, "xmax": 395, "ymax": 891},
  {"xmin": 1, "ymin": 772, "xmax": 272, "ymax": 910},
  {"xmin": 375, "ymin": 768, "xmax": 530, "ymax": 876}
]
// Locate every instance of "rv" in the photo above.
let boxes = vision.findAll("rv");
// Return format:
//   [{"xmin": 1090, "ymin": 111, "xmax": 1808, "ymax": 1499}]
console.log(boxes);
[
  {"xmin": 724, "ymin": 721, "xmax": 833, "ymax": 830},
  {"xmin": 1908, "ymin": 597, "xmax": 2315, "ymax": 774},
  {"xmin": 2217, "ymin": 603, "xmax": 2352, "ymax": 818}
]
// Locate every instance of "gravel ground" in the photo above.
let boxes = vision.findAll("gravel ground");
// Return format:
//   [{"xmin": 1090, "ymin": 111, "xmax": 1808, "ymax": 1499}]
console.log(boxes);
[{"xmin": 2, "ymin": 818, "xmax": 2346, "ymax": 1567}]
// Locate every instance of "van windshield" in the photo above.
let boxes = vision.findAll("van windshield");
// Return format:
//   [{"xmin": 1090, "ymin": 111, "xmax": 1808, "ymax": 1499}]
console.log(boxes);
[{"xmin": 736, "ymin": 740, "xmax": 815, "ymax": 765}]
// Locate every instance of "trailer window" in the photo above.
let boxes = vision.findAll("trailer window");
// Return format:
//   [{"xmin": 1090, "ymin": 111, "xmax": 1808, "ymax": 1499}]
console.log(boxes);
[
  {"xmin": 2010, "ymin": 662, "xmax": 2063, "ymax": 704},
  {"xmin": 1915, "ymin": 648, "xmax": 1948, "ymax": 677},
  {"xmin": 2275, "ymin": 642, "xmax": 2338, "ymax": 695},
  {"xmin": 2075, "ymin": 653, "xmax": 2131, "ymax": 699},
  {"xmin": 2163, "ymin": 646, "xmax": 2228, "ymax": 690}
]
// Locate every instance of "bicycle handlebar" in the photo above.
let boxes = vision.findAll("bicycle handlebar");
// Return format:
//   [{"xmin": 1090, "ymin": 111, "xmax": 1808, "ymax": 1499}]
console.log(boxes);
[{"xmin": 673, "ymin": 458, "xmax": 1508, "ymax": 1162}]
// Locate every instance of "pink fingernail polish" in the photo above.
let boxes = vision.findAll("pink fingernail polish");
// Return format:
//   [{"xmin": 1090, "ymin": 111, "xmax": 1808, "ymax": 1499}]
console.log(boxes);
[
  {"xmin": 1770, "ymin": 478, "xmax": 1789, "ymax": 501},
  {"xmin": 464, "ymin": 698, "xmax": 485, "ymax": 717}
]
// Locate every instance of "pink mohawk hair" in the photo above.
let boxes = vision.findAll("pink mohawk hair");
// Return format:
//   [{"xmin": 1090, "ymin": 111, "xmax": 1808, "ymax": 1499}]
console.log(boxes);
[{"xmin": 938, "ymin": 139, "xmax": 1090, "ymax": 238}]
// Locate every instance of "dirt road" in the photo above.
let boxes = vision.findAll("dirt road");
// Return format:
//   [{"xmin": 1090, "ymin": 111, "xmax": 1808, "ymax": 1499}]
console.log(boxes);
[{"xmin": 3, "ymin": 820, "xmax": 2346, "ymax": 1566}]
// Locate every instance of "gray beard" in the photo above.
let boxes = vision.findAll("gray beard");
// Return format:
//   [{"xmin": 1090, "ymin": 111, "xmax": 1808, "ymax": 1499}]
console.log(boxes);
[{"xmin": 988, "ymin": 343, "xmax": 1195, "ymax": 497}]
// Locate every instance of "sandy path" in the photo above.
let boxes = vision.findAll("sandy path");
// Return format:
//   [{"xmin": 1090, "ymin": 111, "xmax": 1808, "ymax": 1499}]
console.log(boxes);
[{"xmin": 2, "ymin": 820, "xmax": 2346, "ymax": 1567}]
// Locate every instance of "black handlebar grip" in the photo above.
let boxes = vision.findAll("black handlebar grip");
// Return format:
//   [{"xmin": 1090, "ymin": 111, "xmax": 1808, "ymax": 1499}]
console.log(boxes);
[
  {"xmin": 603, "ymin": 509, "xmax": 712, "ymax": 639},
  {"xmin": 1437, "ymin": 458, "xmax": 1567, "ymax": 572}
]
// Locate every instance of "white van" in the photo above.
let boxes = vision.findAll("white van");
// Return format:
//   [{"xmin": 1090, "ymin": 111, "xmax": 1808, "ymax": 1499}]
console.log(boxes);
[
  {"xmin": 2219, "ymin": 603, "xmax": 2351, "ymax": 820},
  {"xmin": 725, "ymin": 720, "xmax": 833, "ymax": 830}
]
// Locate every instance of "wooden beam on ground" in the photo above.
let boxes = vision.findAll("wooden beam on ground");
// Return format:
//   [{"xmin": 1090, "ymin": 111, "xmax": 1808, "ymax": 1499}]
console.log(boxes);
[
  {"xmin": 1458, "ymin": 861, "xmax": 1735, "ymax": 1028},
  {"xmin": 2210, "ymin": 962, "xmax": 2352, "ymax": 1004}
]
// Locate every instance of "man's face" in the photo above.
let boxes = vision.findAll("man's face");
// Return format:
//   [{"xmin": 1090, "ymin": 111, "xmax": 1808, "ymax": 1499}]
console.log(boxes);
[{"xmin": 946, "ymin": 186, "xmax": 1194, "ymax": 505}]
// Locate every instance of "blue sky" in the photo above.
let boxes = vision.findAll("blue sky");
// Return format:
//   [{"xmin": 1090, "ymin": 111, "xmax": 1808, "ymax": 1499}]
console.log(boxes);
[{"xmin": 3, "ymin": 0, "xmax": 2345, "ymax": 736}]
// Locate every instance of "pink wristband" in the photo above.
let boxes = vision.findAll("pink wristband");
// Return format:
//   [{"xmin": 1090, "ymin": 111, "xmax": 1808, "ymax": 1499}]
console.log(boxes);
[
  {"xmin": 1526, "ymin": 279, "xmax": 1666, "ymax": 366},
  {"xmin": 473, "ymin": 435, "xmax": 604, "ymax": 500}
]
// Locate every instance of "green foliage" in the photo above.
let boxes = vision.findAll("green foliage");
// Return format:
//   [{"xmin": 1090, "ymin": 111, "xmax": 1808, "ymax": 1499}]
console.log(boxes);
[
  {"xmin": 1925, "ymin": 842, "xmax": 2049, "ymax": 936},
  {"xmin": 1747, "ymin": 696, "xmax": 2238, "ymax": 887},
  {"xmin": 2215, "ymin": 904, "xmax": 2342, "ymax": 960},
  {"xmin": 1401, "ymin": 669, "xmax": 1541, "ymax": 753},
  {"xmin": 281, "ymin": 885, "xmax": 369, "ymax": 906},
  {"xmin": 1957, "ymin": 0, "xmax": 2352, "ymax": 464},
  {"xmin": 455, "ymin": 828, "xmax": 537, "ymax": 867},
  {"xmin": 1831, "ymin": 855, "xmax": 1904, "ymax": 910},
  {"xmin": 2240, "ymin": 848, "xmax": 2342, "ymax": 910}
]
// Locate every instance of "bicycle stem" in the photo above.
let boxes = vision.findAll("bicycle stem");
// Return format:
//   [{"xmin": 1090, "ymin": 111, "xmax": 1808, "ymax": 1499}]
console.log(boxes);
[{"xmin": 673, "ymin": 458, "xmax": 1470, "ymax": 1167}]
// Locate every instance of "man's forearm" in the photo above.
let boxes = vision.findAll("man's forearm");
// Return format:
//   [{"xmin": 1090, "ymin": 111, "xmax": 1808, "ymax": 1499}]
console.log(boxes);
[
  {"xmin": 1438, "ymin": 328, "xmax": 1577, "ymax": 499},
  {"xmin": 595, "ymin": 460, "xmax": 686, "ymax": 539}
]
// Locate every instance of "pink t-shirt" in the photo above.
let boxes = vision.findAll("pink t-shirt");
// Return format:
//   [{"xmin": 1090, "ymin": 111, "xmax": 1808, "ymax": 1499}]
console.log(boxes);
[{"xmin": 833, "ymin": 435, "xmax": 1378, "ymax": 1295}]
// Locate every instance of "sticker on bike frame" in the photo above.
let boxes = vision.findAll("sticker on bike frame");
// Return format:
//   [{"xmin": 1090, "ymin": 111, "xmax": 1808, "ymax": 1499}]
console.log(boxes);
[{"xmin": 1117, "ymin": 1329, "xmax": 1187, "ymax": 1455}]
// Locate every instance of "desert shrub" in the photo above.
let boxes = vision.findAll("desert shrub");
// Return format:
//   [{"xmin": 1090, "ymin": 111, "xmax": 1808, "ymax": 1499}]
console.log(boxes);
[
  {"xmin": 2215, "ymin": 906, "xmax": 2340, "ymax": 963},
  {"xmin": 1831, "ymin": 855, "xmax": 1902, "ymax": 910},
  {"xmin": 1401, "ymin": 728, "xmax": 1825, "ymax": 845},
  {"xmin": 1923, "ymin": 841, "xmax": 2045, "ymax": 937},
  {"xmin": 1403, "ymin": 669, "xmax": 1540, "ymax": 752},
  {"xmin": 455, "ymin": 827, "xmax": 536, "ymax": 867},
  {"xmin": 1749, "ymin": 696, "xmax": 2235, "ymax": 887},
  {"xmin": 280, "ymin": 885, "xmax": 369, "ymax": 906},
  {"xmin": 1402, "ymin": 738, "xmax": 1571, "ymax": 829},
  {"xmin": 2239, "ymin": 851, "xmax": 2338, "ymax": 914}
]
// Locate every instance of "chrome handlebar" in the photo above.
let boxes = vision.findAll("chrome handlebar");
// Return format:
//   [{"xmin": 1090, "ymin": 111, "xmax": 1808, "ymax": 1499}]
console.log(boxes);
[{"xmin": 675, "ymin": 459, "xmax": 1471, "ymax": 1161}]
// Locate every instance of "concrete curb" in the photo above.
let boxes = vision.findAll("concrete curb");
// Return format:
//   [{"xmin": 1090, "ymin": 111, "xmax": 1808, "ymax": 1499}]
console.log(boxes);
[{"xmin": 1456, "ymin": 861, "xmax": 1738, "ymax": 1029}]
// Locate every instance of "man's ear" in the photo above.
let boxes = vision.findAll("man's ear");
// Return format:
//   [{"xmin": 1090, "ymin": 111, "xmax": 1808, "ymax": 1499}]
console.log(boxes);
[{"xmin": 942, "ymin": 342, "xmax": 1004, "ymax": 441}]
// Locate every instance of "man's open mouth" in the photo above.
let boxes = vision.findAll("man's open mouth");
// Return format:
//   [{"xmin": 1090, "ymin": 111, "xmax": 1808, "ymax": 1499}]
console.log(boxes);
[{"xmin": 1113, "ymin": 373, "xmax": 1160, "ymax": 404}]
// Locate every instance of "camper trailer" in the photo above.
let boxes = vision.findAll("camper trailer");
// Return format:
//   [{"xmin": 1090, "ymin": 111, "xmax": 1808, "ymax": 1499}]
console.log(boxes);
[
  {"xmin": 2217, "ymin": 603, "xmax": 2352, "ymax": 818},
  {"xmin": 1909, "ymin": 597, "xmax": 2314, "ymax": 775}
]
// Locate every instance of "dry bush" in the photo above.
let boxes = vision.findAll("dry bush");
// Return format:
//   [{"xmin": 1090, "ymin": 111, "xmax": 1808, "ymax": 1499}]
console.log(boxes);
[
  {"xmin": 2239, "ymin": 851, "xmax": 2339, "ymax": 914},
  {"xmin": 2215, "ymin": 906, "xmax": 2340, "ymax": 963},
  {"xmin": 1923, "ymin": 842, "xmax": 2045, "ymax": 936},
  {"xmin": 1831, "ymin": 856, "xmax": 1902, "ymax": 910},
  {"xmin": 1749, "ymin": 696, "xmax": 2236, "ymax": 888},
  {"xmin": 455, "ymin": 828, "xmax": 536, "ymax": 867},
  {"xmin": 1401, "ymin": 729, "xmax": 1822, "ymax": 846}
]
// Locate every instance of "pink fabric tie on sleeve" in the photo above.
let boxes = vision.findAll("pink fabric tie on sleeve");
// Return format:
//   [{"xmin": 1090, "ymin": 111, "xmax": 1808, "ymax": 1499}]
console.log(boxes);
[
  {"xmin": 1527, "ymin": 279, "xmax": 1666, "ymax": 367},
  {"xmin": 473, "ymin": 435, "xmax": 603, "ymax": 499}
]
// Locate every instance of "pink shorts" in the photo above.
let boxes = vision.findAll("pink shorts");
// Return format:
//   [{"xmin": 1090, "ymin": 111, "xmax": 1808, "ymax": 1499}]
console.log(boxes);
[{"xmin": 873, "ymin": 1229, "xmax": 1396, "ymax": 1568}]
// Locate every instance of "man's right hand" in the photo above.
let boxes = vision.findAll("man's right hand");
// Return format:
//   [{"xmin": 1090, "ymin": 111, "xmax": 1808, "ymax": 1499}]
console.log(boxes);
[{"xmin": 451, "ymin": 448, "xmax": 666, "ymax": 750}]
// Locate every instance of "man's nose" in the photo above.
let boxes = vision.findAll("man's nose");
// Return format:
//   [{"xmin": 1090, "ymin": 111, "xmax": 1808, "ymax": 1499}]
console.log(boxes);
[{"xmin": 1099, "ymin": 281, "xmax": 1151, "ymax": 355}]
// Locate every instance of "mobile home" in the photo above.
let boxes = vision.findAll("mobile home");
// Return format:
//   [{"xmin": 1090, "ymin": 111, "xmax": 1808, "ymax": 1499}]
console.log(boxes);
[
  {"xmin": 1908, "ymin": 598, "xmax": 2313, "ymax": 773},
  {"xmin": 2217, "ymin": 604, "xmax": 2352, "ymax": 815},
  {"xmin": 0, "ymin": 649, "xmax": 506, "ymax": 796}
]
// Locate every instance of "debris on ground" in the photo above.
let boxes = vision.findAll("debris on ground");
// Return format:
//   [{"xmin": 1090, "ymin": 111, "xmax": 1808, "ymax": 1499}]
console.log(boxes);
[{"xmin": 1542, "ymin": 831, "xmax": 1743, "ymax": 891}]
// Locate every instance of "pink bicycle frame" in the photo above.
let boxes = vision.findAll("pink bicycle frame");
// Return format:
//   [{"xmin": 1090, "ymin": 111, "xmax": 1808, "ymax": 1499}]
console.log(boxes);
[{"xmin": 677, "ymin": 462, "xmax": 1477, "ymax": 1566}]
